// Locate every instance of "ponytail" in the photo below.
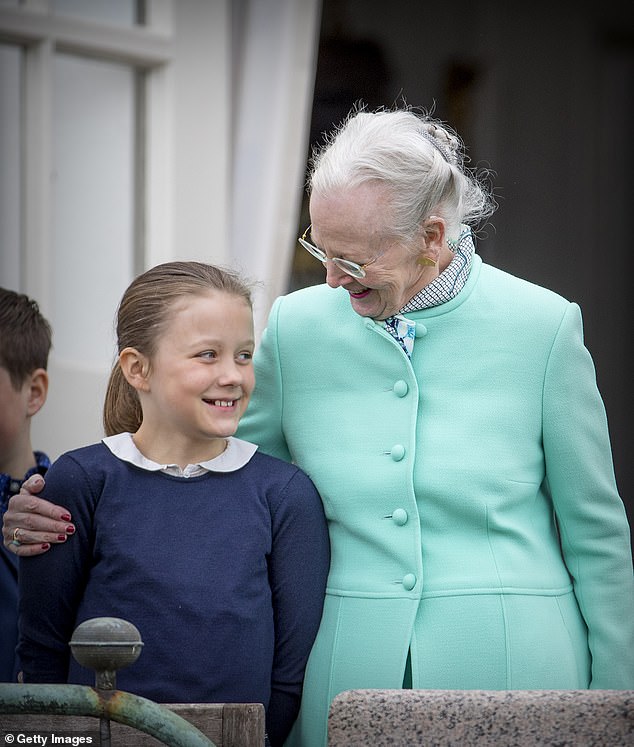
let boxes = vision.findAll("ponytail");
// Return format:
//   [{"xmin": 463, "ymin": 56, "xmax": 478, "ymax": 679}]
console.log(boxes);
[{"xmin": 103, "ymin": 362, "xmax": 143, "ymax": 436}]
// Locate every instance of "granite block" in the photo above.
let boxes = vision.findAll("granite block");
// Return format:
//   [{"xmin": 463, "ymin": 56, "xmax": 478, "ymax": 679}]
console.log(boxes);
[{"xmin": 327, "ymin": 689, "xmax": 634, "ymax": 746}]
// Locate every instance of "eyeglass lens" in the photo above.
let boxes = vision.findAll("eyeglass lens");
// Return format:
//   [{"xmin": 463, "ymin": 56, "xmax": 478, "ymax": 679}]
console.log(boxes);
[{"xmin": 298, "ymin": 234, "xmax": 366, "ymax": 278}]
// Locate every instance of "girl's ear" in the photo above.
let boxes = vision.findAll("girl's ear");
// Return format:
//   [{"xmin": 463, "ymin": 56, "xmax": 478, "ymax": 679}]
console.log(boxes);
[{"xmin": 119, "ymin": 347, "xmax": 151, "ymax": 392}]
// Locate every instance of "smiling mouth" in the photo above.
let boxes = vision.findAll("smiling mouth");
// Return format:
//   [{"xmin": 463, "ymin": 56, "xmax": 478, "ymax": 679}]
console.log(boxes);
[
  {"xmin": 349, "ymin": 288, "xmax": 371, "ymax": 299},
  {"xmin": 204, "ymin": 399, "xmax": 237, "ymax": 408}
]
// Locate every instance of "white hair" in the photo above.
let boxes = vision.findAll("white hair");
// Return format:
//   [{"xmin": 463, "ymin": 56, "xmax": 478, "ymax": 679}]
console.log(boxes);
[{"xmin": 308, "ymin": 107, "xmax": 496, "ymax": 242}]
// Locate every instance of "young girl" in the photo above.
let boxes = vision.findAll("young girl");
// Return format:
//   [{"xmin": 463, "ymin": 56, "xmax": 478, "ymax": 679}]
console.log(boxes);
[{"xmin": 17, "ymin": 262, "xmax": 330, "ymax": 747}]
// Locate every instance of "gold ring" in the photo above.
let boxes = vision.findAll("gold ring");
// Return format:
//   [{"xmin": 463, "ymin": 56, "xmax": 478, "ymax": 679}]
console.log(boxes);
[{"xmin": 12, "ymin": 527, "xmax": 21, "ymax": 542}]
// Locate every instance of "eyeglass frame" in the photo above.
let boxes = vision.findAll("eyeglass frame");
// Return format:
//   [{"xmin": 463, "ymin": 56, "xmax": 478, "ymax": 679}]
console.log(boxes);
[{"xmin": 298, "ymin": 225, "xmax": 387, "ymax": 279}]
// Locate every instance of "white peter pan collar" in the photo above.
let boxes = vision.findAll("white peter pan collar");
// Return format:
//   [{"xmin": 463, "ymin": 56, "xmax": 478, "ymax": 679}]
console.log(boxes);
[{"xmin": 102, "ymin": 432, "xmax": 258, "ymax": 477}]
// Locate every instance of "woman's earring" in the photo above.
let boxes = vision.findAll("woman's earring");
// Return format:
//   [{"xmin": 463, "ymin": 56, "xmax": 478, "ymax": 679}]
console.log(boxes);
[{"xmin": 417, "ymin": 256, "xmax": 437, "ymax": 267}]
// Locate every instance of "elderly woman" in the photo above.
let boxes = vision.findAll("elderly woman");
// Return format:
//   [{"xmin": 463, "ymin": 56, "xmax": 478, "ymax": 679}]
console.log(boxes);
[{"xmin": 5, "ymin": 107, "xmax": 634, "ymax": 747}]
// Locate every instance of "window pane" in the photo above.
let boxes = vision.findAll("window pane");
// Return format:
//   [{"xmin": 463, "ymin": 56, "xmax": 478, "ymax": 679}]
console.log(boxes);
[
  {"xmin": 0, "ymin": 43, "xmax": 21, "ymax": 289},
  {"xmin": 52, "ymin": 0, "xmax": 139, "ymax": 28},
  {"xmin": 52, "ymin": 52, "xmax": 136, "ymax": 367}
]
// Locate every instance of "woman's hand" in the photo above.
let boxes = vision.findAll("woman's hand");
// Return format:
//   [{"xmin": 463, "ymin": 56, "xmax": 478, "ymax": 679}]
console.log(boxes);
[{"xmin": 2, "ymin": 474, "xmax": 75, "ymax": 556}]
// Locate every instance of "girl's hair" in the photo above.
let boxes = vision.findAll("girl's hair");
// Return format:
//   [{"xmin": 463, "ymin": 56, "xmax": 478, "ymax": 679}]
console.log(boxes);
[
  {"xmin": 308, "ymin": 105, "xmax": 496, "ymax": 243},
  {"xmin": 103, "ymin": 261, "xmax": 252, "ymax": 436}
]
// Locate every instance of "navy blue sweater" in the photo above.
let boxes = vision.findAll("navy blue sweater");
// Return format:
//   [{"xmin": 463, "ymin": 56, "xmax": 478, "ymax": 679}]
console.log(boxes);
[{"xmin": 18, "ymin": 443, "xmax": 329, "ymax": 746}]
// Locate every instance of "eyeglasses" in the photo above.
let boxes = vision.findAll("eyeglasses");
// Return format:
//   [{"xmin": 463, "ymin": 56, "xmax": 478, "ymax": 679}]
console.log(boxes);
[{"xmin": 298, "ymin": 225, "xmax": 386, "ymax": 279}]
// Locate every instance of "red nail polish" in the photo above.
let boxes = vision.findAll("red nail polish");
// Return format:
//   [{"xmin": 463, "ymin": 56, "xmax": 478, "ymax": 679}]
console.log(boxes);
[
  {"xmin": 41, "ymin": 544, "xmax": 50, "ymax": 550},
  {"xmin": 61, "ymin": 513, "xmax": 71, "ymax": 521},
  {"xmin": 65, "ymin": 525, "xmax": 75, "ymax": 535},
  {"xmin": 57, "ymin": 534, "xmax": 67, "ymax": 541}
]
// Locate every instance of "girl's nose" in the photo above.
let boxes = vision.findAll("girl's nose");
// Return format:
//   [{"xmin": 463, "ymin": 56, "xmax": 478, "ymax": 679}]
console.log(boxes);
[{"xmin": 218, "ymin": 360, "xmax": 243, "ymax": 384}]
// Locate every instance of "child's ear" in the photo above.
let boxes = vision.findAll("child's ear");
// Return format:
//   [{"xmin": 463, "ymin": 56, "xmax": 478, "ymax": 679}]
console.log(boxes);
[
  {"xmin": 26, "ymin": 368, "xmax": 49, "ymax": 417},
  {"xmin": 119, "ymin": 348, "xmax": 151, "ymax": 392}
]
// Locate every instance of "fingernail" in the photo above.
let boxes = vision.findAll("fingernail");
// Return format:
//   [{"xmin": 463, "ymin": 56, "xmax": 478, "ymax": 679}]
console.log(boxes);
[
  {"xmin": 65, "ymin": 525, "xmax": 75, "ymax": 535},
  {"xmin": 61, "ymin": 513, "xmax": 71, "ymax": 521},
  {"xmin": 41, "ymin": 543, "xmax": 50, "ymax": 550},
  {"xmin": 57, "ymin": 534, "xmax": 67, "ymax": 541}
]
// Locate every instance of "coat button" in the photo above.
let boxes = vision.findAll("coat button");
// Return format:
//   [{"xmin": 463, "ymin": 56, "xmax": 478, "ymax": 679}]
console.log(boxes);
[
  {"xmin": 402, "ymin": 573, "xmax": 417, "ymax": 590},
  {"xmin": 393, "ymin": 380, "xmax": 409, "ymax": 397},
  {"xmin": 390, "ymin": 444, "xmax": 405, "ymax": 461},
  {"xmin": 392, "ymin": 508, "xmax": 408, "ymax": 525},
  {"xmin": 415, "ymin": 323, "xmax": 428, "ymax": 338}
]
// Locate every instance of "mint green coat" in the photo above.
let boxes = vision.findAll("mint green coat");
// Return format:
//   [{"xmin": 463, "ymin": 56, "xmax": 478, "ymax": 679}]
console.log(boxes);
[{"xmin": 238, "ymin": 255, "xmax": 634, "ymax": 747}]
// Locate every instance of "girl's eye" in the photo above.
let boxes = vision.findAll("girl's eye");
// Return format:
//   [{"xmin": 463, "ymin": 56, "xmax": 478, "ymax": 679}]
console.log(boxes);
[
  {"xmin": 237, "ymin": 352, "xmax": 253, "ymax": 362},
  {"xmin": 199, "ymin": 351, "xmax": 216, "ymax": 360}
]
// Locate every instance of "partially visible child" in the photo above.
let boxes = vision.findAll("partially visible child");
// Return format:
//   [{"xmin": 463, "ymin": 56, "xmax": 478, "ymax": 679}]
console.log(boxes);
[
  {"xmin": 0, "ymin": 288, "xmax": 52, "ymax": 682},
  {"xmin": 16, "ymin": 262, "xmax": 330, "ymax": 747}
]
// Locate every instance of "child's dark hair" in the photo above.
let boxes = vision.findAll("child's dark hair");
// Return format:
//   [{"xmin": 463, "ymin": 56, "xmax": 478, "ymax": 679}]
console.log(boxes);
[
  {"xmin": 0, "ymin": 288, "xmax": 53, "ymax": 390},
  {"xmin": 103, "ymin": 261, "xmax": 253, "ymax": 436}
]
